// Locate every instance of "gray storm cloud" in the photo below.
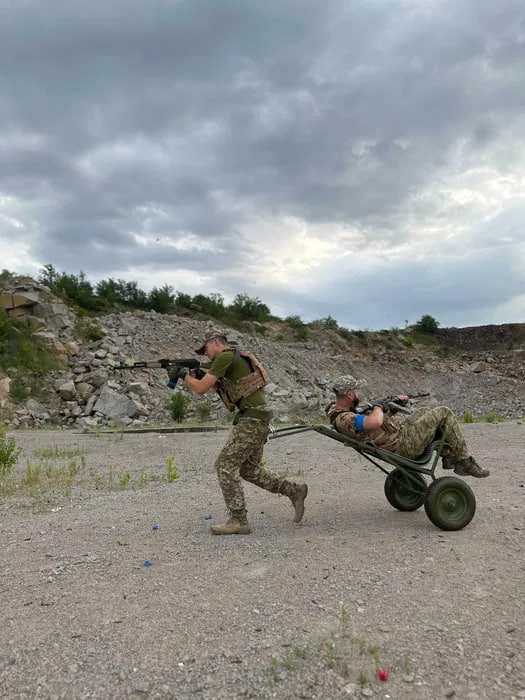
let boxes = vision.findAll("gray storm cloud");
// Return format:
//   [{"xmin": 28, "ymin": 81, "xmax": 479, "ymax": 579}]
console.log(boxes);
[{"xmin": 1, "ymin": 0, "xmax": 524, "ymax": 327}]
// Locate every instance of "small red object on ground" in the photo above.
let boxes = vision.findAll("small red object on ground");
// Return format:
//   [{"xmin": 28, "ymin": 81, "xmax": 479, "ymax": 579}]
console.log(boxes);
[{"xmin": 377, "ymin": 668, "xmax": 389, "ymax": 682}]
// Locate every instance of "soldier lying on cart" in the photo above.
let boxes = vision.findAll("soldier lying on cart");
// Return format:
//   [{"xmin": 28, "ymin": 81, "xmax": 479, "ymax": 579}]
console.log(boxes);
[{"xmin": 270, "ymin": 375, "xmax": 490, "ymax": 531}]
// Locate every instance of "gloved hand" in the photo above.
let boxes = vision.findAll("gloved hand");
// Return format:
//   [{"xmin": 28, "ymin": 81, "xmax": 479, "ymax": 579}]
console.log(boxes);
[
  {"xmin": 355, "ymin": 402, "xmax": 374, "ymax": 414},
  {"xmin": 167, "ymin": 366, "xmax": 188, "ymax": 388},
  {"xmin": 372, "ymin": 399, "xmax": 391, "ymax": 413}
]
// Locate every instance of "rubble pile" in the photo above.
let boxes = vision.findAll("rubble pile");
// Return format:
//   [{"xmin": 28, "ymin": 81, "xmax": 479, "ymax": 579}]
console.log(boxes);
[{"xmin": 1, "ymin": 277, "xmax": 524, "ymax": 429}]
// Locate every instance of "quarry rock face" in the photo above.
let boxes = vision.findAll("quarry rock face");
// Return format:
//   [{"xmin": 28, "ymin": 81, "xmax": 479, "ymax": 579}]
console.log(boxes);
[{"xmin": 1, "ymin": 276, "xmax": 524, "ymax": 429}]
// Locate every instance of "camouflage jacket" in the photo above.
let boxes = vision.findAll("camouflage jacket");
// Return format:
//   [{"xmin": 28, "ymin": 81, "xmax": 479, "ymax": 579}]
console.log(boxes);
[{"xmin": 326, "ymin": 403, "xmax": 400, "ymax": 452}]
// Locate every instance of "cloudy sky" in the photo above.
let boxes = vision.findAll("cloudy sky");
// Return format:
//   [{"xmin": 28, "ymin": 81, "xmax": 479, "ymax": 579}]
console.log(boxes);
[{"xmin": 1, "ymin": 0, "xmax": 525, "ymax": 330}]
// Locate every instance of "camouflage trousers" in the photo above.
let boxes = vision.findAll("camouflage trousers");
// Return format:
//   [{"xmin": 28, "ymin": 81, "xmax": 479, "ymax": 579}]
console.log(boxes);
[
  {"xmin": 215, "ymin": 418, "xmax": 298, "ymax": 519},
  {"xmin": 396, "ymin": 407, "xmax": 469, "ymax": 460}
]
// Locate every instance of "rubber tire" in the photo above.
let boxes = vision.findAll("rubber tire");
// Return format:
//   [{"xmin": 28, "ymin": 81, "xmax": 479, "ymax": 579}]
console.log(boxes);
[
  {"xmin": 424, "ymin": 476, "xmax": 476, "ymax": 531},
  {"xmin": 384, "ymin": 469, "xmax": 427, "ymax": 512}
]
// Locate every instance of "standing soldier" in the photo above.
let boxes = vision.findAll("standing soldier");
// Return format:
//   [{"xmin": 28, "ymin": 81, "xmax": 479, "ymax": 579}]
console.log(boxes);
[{"xmin": 178, "ymin": 328, "xmax": 308, "ymax": 535}]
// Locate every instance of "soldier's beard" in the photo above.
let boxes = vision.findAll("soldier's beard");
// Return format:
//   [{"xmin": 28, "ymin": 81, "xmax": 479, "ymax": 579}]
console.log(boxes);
[{"xmin": 351, "ymin": 397, "xmax": 359, "ymax": 409}]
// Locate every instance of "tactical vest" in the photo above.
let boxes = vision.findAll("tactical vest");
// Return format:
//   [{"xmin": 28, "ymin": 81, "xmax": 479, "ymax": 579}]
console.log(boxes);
[{"xmin": 216, "ymin": 348, "xmax": 270, "ymax": 411}]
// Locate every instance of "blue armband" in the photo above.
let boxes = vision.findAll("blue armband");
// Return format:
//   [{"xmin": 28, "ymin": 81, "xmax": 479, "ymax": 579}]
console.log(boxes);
[
  {"xmin": 355, "ymin": 414, "xmax": 365, "ymax": 432},
  {"xmin": 167, "ymin": 381, "xmax": 177, "ymax": 389}
]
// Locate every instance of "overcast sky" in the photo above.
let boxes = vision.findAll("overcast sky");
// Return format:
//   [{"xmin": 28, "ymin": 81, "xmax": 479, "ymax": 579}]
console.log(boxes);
[{"xmin": 1, "ymin": 0, "xmax": 525, "ymax": 330}]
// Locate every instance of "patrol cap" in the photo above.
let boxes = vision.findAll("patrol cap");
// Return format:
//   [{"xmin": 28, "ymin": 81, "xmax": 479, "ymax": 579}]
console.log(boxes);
[
  {"xmin": 332, "ymin": 375, "xmax": 367, "ymax": 396},
  {"xmin": 195, "ymin": 327, "xmax": 228, "ymax": 355}
]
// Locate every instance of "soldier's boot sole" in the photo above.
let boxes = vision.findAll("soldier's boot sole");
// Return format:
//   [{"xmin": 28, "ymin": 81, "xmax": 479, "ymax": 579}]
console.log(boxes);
[
  {"xmin": 210, "ymin": 520, "xmax": 252, "ymax": 535},
  {"xmin": 291, "ymin": 484, "xmax": 308, "ymax": 523}
]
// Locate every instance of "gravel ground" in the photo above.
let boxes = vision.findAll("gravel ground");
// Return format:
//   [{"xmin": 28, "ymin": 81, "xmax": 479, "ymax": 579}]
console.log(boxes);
[{"xmin": 1, "ymin": 422, "xmax": 524, "ymax": 700}]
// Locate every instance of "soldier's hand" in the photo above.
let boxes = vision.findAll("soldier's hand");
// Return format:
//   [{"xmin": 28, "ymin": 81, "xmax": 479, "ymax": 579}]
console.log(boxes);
[{"xmin": 372, "ymin": 400, "xmax": 390, "ymax": 413}]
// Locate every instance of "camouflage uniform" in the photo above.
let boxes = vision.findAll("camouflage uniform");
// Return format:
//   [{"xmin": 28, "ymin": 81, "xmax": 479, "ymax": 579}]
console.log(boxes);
[
  {"xmin": 194, "ymin": 331, "xmax": 307, "ymax": 532},
  {"xmin": 215, "ymin": 416, "xmax": 300, "ymax": 522},
  {"xmin": 395, "ymin": 406, "xmax": 469, "ymax": 460},
  {"xmin": 328, "ymin": 404, "xmax": 469, "ymax": 461}
]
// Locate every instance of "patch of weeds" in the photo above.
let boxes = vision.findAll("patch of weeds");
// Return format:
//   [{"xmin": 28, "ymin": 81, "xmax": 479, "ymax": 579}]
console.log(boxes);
[
  {"xmin": 402, "ymin": 652, "xmax": 412, "ymax": 670},
  {"xmin": 134, "ymin": 471, "xmax": 148, "ymax": 489},
  {"xmin": 270, "ymin": 656, "xmax": 280, "ymax": 682},
  {"xmin": 485, "ymin": 412, "xmax": 502, "ymax": 423},
  {"xmin": 404, "ymin": 335, "xmax": 415, "ymax": 347},
  {"xmin": 196, "ymin": 399, "xmax": 212, "ymax": 423},
  {"xmin": 337, "ymin": 327, "xmax": 353, "ymax": 342},
  {"xmin": 23, "ymin": 457, "xmax": 86, "ymax": 498},
  {"xmin": 463, "ymin": 411, "xmax": 474, "ymax": 423},
  {"xmin": 354, "ymin": 635, "xmax": 368, "ymax": 654},
  {"xmin": 165, "ymin": 454, "xmax": 179, "ymax": 482},
  {"xmin": 75, "ymin": 317, "xmax": 105, "ymax": 342},
  {"xmin": 34, "ymin": 445, "xmax": 84, "ymax": 459},
  {"xmin": 293, "ymin": 647, "xmax": 307, "ymax": 660},
  {"xmin": 367, "ymin": 644, "xmax": 380, "ymax": 670},
  {"xmin": 282, "ymin": 657, "xmax": 293, "ymax": 670},
  {"xmin": 119, "ymin": 471, "xmax": 131, "ymax": 488},
  {"xmin": 0, "ymin": 423, "xmax": 20, "ymax": 476},
  {"xmin": 325, "ymin": 640, "xmax": 335, "ymax": 668},
  {"xmin": 342, "ymin": 662, "xmax": 350, "ymax": 679},
  {"xmin": 340, "ymin": 604, "xmax": 350, "ymax": 637},
  {"xmin": 93, "ymin": 472, "xmax": 104, "ymax": 489},
  {"xmin": 358, "ymin": 669, "xmax": 368, "ymax": 685}
]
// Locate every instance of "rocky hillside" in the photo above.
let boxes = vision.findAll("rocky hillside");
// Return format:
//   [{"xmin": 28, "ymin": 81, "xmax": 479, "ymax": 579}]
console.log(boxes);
[{"xmin": 1, "ymin": 277, "xmax": 524, "ymax": 429}]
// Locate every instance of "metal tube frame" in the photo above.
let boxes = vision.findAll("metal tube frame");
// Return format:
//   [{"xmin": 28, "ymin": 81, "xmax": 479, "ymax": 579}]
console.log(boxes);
[{"xmin": 269, "ymin": 424, "xmax": 450, "ymax": 491}]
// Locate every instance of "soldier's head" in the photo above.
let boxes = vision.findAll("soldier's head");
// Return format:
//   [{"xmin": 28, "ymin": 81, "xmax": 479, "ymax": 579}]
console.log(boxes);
[
  {"xmin": 195, "ymin": 328, "xmax": 229, "ymax": 360},
  {"xmin": 331, "ymin": 375, "xmax": 367, "ymax": 408}
]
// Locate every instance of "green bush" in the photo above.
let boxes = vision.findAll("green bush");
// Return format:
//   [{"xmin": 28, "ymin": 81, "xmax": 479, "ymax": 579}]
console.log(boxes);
[
  {"xmin": 294, "ymin": 325, "xmax": 309, "ymax": 340},
  {"xmin": 312, "ymin": 316, "xmax": 339, "ymax": 330},
  {"xmin": 463, "ymin": 411, "xmax": 474, "ymax": 423},
  {"xmin": 168, "ymin": 392, "xmax": 190, "ymax": 422},
  {"xmin": 0, "ymin": 423, "xmax": 19, "ymax": 476},
  {"xmin": 404, "ymin": 335, "xmax": 415, "ymax": 347},
  {"xmin": 0, "ymin": 310, "xmax": 61, "ymax": 402},
  {"xmin": 75, "ymin": 318, "xmax": 105, "ymax": 342},
  {"xmin": 336, "ymin": 327, "xmax": 352, "ymax": 342},
  {"xmin": 284, "ymin": 315, "xmax": 304, "ymax": 328},
  {"xmin": 196, "ymin": 399, "xmax": 212, "ymax": 422},
  {"xmin": 415, "ymin": 314, "xmax": 440, "ymax": 334},
  {"xmin": 485, "ymin": 412, "xmax": 499, "ymax": 423}
]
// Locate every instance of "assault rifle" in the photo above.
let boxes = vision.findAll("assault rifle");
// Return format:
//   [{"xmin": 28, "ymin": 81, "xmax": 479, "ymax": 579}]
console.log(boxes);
[
  {"xmin": 118, "ymin": 358, "xmax": 207, "ymax": 388},
  {"xmin": 355, "ymin": 392, "xmax": 430, "ymax": 415}
]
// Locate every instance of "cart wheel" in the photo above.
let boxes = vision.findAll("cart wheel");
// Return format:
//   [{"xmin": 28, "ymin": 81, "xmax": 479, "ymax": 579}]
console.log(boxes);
[
  {"xmin": 424, "ymin": 476, "xmax": 476, "ymax": 531},
  {"xmin": 384, "ymin": 469, "xmax": 427, "ymax": 511}
]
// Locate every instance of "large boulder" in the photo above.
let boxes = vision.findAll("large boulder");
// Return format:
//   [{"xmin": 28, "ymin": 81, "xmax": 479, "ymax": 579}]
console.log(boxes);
[
  {"xmin": 85, "ymin": 369, "xmax": 108, "ymax": 389},
  {"xmin": 58, "ymin": 381, "xmax": 77, "ymax": 400},
  {"xmin": 94, "ymin": 387, "xmax": 139, "ymax": 419}
]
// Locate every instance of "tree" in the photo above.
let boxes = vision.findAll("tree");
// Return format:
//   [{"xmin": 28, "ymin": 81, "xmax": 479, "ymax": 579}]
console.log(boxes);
[
  {"xmin": 228, "ymin": 293, "xmax": 271, "ymax": 322},
  {"xmin": 38, "ymin": 264, "xmax": 58, "ymax": 288},
  {"xmin": 148, "ymin": 284, "xmax": 175, "ymax": 314},
  {"xmin": 415, "ymin": 314, "xmax": 440, "ymax": 334},
  {"xmin": 0, "ymin": 269, "xmax": 15, "ymax": 284}
]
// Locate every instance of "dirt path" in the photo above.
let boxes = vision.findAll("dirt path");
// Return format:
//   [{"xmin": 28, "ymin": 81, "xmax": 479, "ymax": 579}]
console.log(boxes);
[{"xmin": 1, "ymin": 422, "xmax": 524, "ymax": 699}]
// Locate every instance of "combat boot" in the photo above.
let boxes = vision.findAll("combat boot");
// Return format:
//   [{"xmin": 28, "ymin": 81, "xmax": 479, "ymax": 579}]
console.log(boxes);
[
  {"xmin": 454, "ymin": 457, "xmax": 490, "ymax": 478},
  {"xmin": 290, "ymin": 484, "xmax": 308, "ymax": 523},
  {"xmin": 210, "ymin": 511, "xmax": 252, "ymax": 536}
]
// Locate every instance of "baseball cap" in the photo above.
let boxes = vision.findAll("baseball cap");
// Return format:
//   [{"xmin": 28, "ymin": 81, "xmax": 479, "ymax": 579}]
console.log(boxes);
[{"xmin": 195, "ymin": 328, "xmax": 227, "ymax": 355}]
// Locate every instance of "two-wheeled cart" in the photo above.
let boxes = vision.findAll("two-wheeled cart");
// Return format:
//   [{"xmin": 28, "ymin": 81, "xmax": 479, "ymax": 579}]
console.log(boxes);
[{"xmin": 269, "ymin": 424, "xmax": 477, "ymax": 530}]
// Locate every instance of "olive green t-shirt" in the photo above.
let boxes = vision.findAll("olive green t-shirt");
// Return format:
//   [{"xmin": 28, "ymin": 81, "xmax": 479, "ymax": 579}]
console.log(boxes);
[{"xmin": 209, "ymin": 349, "xmax": 271, "ymax": 418}]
